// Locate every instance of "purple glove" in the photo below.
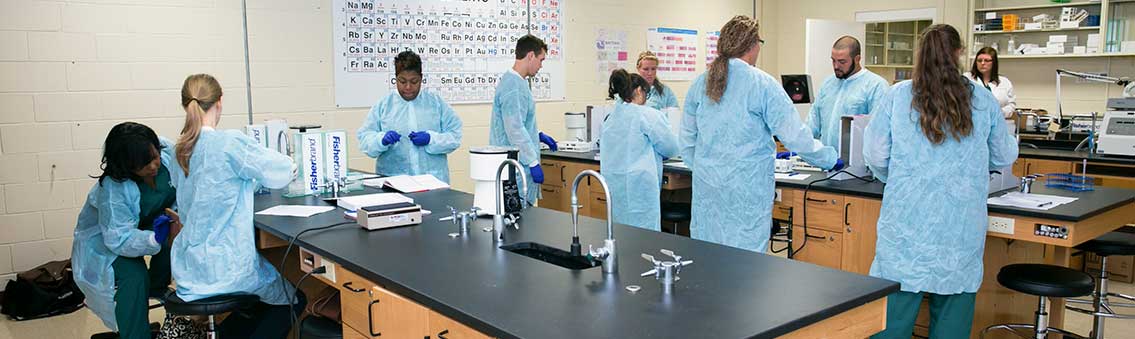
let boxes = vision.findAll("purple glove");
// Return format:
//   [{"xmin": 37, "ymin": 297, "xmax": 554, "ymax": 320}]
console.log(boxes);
[
  {"xmin": 381, "ymin": 131, "xmax": 402, "ymax": 146},
  {"xmin": 830, "ymin": 159, "xmax": 846, "ymax": 172},
  {"xmin": 409, "ymin": 131, "xmax": 431, "ymax": 146},
  {"xmin": 152, "ymin": 214, "xmax": 172, "ymax": 244},
  {"xmin": 539, "ymin": 132, "xmax": 558, "ymax": 152},
  {"xmin": 529, "ymin": 165, "xmax": 545, "ymax": 184},
  {"xmin": 775, "ymin": 151, "xmax": 797, "ymax": 159}
]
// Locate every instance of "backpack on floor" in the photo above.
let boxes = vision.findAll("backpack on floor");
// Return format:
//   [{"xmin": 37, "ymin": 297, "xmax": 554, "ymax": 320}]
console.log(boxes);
[{"xmin": 0, "ymin": 259, "xmax": 86, "ymax": 320}]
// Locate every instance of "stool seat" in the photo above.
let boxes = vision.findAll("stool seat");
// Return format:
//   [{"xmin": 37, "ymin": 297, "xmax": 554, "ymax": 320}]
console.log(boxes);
[
  {"xmin": 1075, "ymin": 231, "xmax": 1135, "ymax": 257},
  {"xmin": 998, "ymin": 264, "xmax": 1094, "ymax": 298},
  {"xmin": 300, "ymin": 315, "xmax": 343, "ymax": 339},
  {"xmin": 162, "ymin": 290, "xmax": 259, "ymax": 316},
  {"xmin": 660, "ymin": 202, "xmax": 691, "ymax": 222}
]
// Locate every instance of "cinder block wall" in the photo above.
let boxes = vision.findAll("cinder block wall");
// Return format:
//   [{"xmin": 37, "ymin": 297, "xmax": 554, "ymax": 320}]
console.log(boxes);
[{"xmin": 0, "ymin": 0, "xmax": 753, "ymax": 286}]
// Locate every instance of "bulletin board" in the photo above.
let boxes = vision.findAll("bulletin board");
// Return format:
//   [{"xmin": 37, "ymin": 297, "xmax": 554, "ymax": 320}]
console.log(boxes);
[{"xmin": 332, "ymin": 0, "xmax": 566, "ymax": 108}]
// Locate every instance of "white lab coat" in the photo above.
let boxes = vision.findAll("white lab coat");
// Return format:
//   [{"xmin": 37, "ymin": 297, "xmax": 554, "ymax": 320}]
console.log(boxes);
[{"xmin": 964, "ymin": 72, "xmax": 1016, "ymax": 119}]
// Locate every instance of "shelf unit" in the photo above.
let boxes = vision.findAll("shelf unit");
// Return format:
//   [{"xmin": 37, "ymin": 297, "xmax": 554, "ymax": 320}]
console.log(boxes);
[
  {"xmin": 968, "ymin": 0, "xmax": 1135, "ymax": 57},
  {"xmin": 865, "ymin": 20, "xmax": 932, "ymax": 83}
]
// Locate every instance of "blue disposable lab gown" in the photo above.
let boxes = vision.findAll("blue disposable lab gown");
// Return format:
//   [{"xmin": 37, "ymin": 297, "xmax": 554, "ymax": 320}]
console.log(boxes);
[
  {"xmin": 171, "ymin": 128, "xmax": 296, "ymax": 305},
  {"xmin": 600, "ymin": 101, "xmax": 679, "ymax": 231},
  {"xmin": 490, "ymin": 70, "xmax": 540, "ymax": 204},
  {"xmin": 681, "ymin": 58, "xmax": 838, "ymax": 252},
  {"xmin": 646, "ymin": 85, "xmax": 679, "ymax": 111},
  {"xmin": 72, "ymin": 138, "xmax": 179, "ymax": 331},
  {"xmin": 864, "ymin": 81, "xmax": 1018, "ymax": 294},
  {"xmin": 807, "ymin": 69, "xmax": 889, "ymax": 149},
  {"xmin": 357, "ymin": 89, "xmax": 463, "ymax": 183}
]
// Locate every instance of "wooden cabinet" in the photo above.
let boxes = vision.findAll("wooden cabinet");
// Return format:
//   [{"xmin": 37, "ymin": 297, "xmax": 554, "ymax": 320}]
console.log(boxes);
[
  {"xmin": 337, "ymin": 265, "xmax": 429, "ymax": 338},
  {"xmin": 539, "ymin": 160, "xmax": 604, "ymax": 218},
  {"xmin": 788, "ymin": 190, "xmax": 881, "ymax": 275},
  {"xmin": 538, "ymin": 185, "xmax": 565, "ymax": 211},
  {"xmin": 589, "ymin": 194, "xmax": 608, "ymax": 219},
  {"xmin": 793, "ymin": 225, "xmax": 843, "ymax": 270},
  {"xmin": 429, "ymin": 310, "xmax": 493, "ymax": 339},
  {"xmin": 540, "ymin": 159, "xmax": 566, "ymax": 187}
]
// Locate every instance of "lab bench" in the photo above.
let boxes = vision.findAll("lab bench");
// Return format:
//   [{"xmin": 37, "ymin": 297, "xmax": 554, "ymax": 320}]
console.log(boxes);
[
  {"xmin": 252, "ymin": 187, "xmax": 899, "ymax": 339},
  {"xmin": 541, "ymin": 149, "xmax": 1135, "ymax": 338}
]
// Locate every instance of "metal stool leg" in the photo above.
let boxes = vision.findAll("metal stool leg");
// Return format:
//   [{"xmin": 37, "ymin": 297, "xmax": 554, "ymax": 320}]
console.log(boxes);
[
  {"xmin": 1035, "ymin": 297, "xmax": 1049, "ymax": 339},
  {"xmin": 207, "ymin": 314, "xmax": 217, "ymax": 339}
]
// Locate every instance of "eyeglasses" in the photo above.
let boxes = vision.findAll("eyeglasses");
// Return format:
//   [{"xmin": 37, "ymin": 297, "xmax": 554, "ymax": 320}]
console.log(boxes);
[
  {"xmin": 975, "ymin": 59, "xmax": 994, "ymax": 64},
  {"xmin": 759, "ymin": 39, "xmax": 766, "ymax": 46}
]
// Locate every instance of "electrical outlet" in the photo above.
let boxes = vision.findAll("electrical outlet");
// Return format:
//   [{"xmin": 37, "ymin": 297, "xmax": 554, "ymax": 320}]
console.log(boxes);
[
  {"xmin": 988, "ymin": 216, "xmax": 1015, "ymax": 235},
  {"xmin": 774, "ymin": 189, "xmax": 783, "ymax": 202},
  {"xmin": 320, "ymin": 260, "xmax": 337, "ymax": 283}
]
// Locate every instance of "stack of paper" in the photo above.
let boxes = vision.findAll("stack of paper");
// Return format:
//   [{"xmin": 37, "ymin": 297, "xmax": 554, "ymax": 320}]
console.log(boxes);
[
  {"xmin": 362, "ymin": 174, "xmax": 449, "ymax": 193},
  {"xmin": 774, "ymin": 173, "xmax": 812, "ymax": 181},
  {"xmin": 337, "ymin": 193, "xmax": 414, "ymax": 212},
  {"xmin": 988, "ymin": 192, "xmax": 1078, "ymax": 210},
  {"xmin": 255, "ymin": 205, "xmax": 336, "ymax": 217}
]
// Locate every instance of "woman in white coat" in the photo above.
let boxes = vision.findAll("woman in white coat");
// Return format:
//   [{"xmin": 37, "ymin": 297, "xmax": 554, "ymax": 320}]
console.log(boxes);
[{"xmin": 964, "ymin": 47, "xmax": 1016, "ymax": 123}]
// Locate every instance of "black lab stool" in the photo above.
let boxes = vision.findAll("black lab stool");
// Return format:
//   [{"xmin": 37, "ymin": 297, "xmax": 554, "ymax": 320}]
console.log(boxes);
[
  {"xmin": 1066, "ymin": 230, "xmax": 1135, "ymax": 339},
  {"xmin": 981, "ymin": 264, "xmax": 1094, "ymax": 339}
]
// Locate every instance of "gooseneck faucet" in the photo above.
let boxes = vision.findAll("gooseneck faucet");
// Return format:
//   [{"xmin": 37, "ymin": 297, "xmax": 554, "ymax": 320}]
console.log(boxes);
[
  {"xmin": 570, "ymin": 170, "xmax": 617, "ymax": 274},
  {"xmin": 494, "ymin": 159, "xmax": 529, "ymax": 244}
]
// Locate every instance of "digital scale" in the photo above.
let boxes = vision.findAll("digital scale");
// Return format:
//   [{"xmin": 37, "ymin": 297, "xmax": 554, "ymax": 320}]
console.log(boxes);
[{"xmin": 357, "ymin": 202, "xmax": 423, "ymax": 231}]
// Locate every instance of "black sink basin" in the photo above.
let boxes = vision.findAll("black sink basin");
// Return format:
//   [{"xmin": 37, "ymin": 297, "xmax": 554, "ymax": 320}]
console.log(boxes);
[
  {"xmin": 1020, "ymin": 138, "xmax": 1084, "ymax": 151},
  {"xmin": 500, "ymin": 242, "xmax": 601, "ymax": 270}
]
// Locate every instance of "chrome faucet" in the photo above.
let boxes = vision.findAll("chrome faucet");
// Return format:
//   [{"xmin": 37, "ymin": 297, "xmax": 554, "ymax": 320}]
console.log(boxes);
[
  {"xmin": 1015, "ymin": 111, "xmax": 1042, "ymax": 148},
  {"xmin": 493, "ymin": 159, "xmax": 528, "ymax": 244},
  {"xmin": 276, "ymin": 130, "xmax": 293, "ymax": 156},
  {"xmin": 570, "ymin": 170, "xmax": 617, "ymax": 274}
]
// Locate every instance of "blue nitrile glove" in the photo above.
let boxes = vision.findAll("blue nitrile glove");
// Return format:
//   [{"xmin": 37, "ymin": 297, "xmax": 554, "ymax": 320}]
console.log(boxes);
[
  {"xmin": 775, "ymin": 151, "xmax": 797, "ymax": 159},
  {"xmin": 539, "ymin": 132, "xmax": 558, "ymax": 151},
  {"xmin": 830, "ymin": 158, "xmax": 846, "ymax": 172},
  {"xmin": 409, "ymin": 131, "xmax": 431, "ymax": 146},
  {"xmin": 529, "ymin": 165, "xmax": 545, "ymax": 184},
  {"xmin": 381, "ymin": 131, "xmax": 402, "ymax": 146},
  {"xmin": 152, "ymin": 214, "xmax": 172, "ymax": 244}
]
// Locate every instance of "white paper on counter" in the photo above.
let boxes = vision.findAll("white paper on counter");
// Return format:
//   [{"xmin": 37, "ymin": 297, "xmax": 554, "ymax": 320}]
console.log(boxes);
[
  {"xmin": 363, "ymin": 174, "xmax": 449, "ymax": 192},
  {"xmin": 988, "ymin": 192, "xmax": 1078, "ymax": 210},
  {"xmin": 256, "ymin": 205, "xmax": 336, "ymax": 217}
]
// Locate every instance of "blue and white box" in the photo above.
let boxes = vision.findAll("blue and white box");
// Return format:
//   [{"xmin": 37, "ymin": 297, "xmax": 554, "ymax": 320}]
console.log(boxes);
[{"xmin": 323, "ymin": 130, "xmax": 349, "ymax": 182}]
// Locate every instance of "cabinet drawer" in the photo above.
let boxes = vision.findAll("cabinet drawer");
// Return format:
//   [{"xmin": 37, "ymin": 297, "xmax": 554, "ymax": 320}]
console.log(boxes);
[
  {"xmin": 793, "ymin": 191, "xmax": 847, "ymax": 232},
  {"xmin": 792, "ymin": 226, "xmax": 843, "ymax": 270},
  {"xmin": 538, "ymin": 185, "xmax": 566, "ymax": 212},
  {"xmin": 370, "ymin": 286, "xmax": 429, "ymax": 338},
  {"xmin": 589, "ymin": 194, "xmax": 608, "ymax": 220},
  {"xmin": 429, "ymin": 310, "xmax": 493, "ymax": 339},
  {"xmin": 540, "ymin": 160, "xmax": 564, "ymax": 187},
  {"xmin": 1025, "ymin": 159, "xmax": 1072, "ymax": 175},
  {"xmin": 337, "ymin": 266, "xmax": 376, "ymax": 336}
]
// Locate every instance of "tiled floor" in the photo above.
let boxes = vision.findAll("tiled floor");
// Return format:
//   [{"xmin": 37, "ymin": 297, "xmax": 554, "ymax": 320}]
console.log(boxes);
[{"xmin": 0, "ymin": 278, "xmax": 1132, "ymax": 338}]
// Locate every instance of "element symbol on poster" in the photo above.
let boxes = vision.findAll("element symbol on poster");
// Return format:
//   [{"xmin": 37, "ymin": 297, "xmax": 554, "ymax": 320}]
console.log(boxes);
[
  {"xmin": 595, "ymin": 28, "xmax": 628, "ymax": 84},
  {"xmin": 705, "ymin": 31, "xmax": 720, "ymax": 67},
  {"xmin": 646, "ymin": 27, "xmax": 699, "ymax": 81},
  {"xmin": 333, "ymin": 0, "xmax": 566, "ymax": 107}
]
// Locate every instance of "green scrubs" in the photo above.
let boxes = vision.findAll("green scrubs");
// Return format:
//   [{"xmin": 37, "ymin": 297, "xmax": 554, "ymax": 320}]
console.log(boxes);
[
  {"xmin": 111, "ymin": 165, "xmax": 175, "ymax": 339},
  {"xmin": 871, "ymin": 291, "xmax": 976, "ymax": 339}
]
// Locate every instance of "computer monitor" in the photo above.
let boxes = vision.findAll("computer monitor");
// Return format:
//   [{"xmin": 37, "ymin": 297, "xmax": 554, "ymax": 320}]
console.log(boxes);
[{"xmin": 781, "ymin": 74, "xmax": 814, "ymax": 104}]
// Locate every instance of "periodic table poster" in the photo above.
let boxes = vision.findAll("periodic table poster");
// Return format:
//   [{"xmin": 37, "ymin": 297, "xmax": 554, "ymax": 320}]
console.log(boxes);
[
  {"xmin": 333, "ymin": 0, "xmax": 566, "ymax": 108},
  {"xmin": 646, "ymin": 27, "xmax": 699, "ymax": 81}
]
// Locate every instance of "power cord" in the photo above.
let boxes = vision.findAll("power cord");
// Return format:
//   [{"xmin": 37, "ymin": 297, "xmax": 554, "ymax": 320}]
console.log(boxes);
[
  {"xmin": 291, "ymin": 266, "xmax": 326, "ymax": 339},
  {"xmin": 278, "ymin": 221, "xmax": 355, "ymax": 339},
  {"xmin": 796, "ymin": 170, "xmax": 876, "ymax": 255}
]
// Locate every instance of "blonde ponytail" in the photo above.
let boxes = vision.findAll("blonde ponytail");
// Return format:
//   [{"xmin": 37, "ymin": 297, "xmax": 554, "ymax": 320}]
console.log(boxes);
[
  {"xmin": 177, "ymin": 74, "xmax": 222, "ymax": 174},
  {"xmin": 707, "ymin": 16, "xmax": 761, "ymax": 103}
]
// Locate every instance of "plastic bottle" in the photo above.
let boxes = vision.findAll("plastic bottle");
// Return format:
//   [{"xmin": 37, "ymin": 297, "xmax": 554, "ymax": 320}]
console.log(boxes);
[
  {"xmin": 1007, "ymin": 35, "xmax": 1016, "ymax": 54},
  {"xmin": 992, "ymin": 41, "xmax": 1000, "ymax": 52}
]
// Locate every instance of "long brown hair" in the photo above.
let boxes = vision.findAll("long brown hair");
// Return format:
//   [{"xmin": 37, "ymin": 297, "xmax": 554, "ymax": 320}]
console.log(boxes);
[
  {"xmin": 176, "ymin": 74, "xmax": 222, "ymax": 174},
  {"xmin": 968, "ymin": 46, "xmax": 1000, "ymax": 85},
  {"xmin": 913, "ymin": 24, "xmax": 972, "ymax": 144},
  {"xmin": 706, "ymin": 15, "xmax": 761, "ymax": 103}
]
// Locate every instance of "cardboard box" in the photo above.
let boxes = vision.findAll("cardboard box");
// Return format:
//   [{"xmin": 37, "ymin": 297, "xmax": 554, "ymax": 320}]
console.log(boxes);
[{"xmin": 1084, "ymin": 252, "xmax": 1135, "ymax": 284}]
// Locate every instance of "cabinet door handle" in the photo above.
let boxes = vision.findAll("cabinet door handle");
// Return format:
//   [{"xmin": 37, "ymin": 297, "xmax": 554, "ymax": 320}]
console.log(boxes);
[
  {"xmin": 560, "ymin": 166, "xmax": 565, "ymax": 184},
  {"xmin": 437, "ymin": 330, "xmax": 449, "ymax": 339},
  {"xmin": 843, "ymin": 203, "xmax": 851, "ymax": 226},
  {"xmin": 1025, "ymin": 163, "xmax": 1031, "ymax": 175},
  {"xmin": 542, "ymin": 188, "xmax": 554, "ymax": 193},
  {"xmin": 805, "ymin": 234, "xmax": 827, "ymax": 240},
  {"xmin": 805, "ymin": 197, "xmax": 832, "ymax": 204},
  {"xmin": 597, "ymin": 197, "xmax": 606, "ymax": 202},
  {"xmin": 367, "ymin": 298, "xmax": 382, "ymax": 336},
  {"xmin": 342, "ymin": 281, "xmax": 365, "ymax": 293}
]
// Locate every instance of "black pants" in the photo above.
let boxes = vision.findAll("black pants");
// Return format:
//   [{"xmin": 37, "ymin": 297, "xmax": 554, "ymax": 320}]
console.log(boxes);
[{"xmin": 217, "ymin": 291, "xmax": 306, "ymax": 339}]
